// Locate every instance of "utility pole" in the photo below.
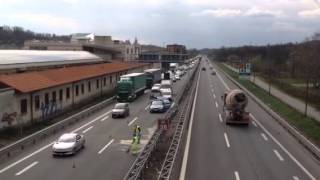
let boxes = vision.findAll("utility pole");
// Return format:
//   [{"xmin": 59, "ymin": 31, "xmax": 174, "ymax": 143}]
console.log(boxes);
[{"xmin": 305, "ymin": 77, "xmax": 309, "ymax": 117}]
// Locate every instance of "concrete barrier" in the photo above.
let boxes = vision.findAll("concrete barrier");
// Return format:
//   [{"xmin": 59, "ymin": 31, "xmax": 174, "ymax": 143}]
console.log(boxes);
[
  {"xmin": 0, "ymin": 96, "xmax": 115, "ymax": 162},
  {"xmin": 217, "ymin": 64, "xmax": 320, "ymax": 160}
]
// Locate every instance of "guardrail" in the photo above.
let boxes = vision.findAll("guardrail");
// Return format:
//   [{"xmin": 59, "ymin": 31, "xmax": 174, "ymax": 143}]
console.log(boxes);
[
  {"xmin": 0, "ymin": 96, "xmax": 116, "ymax": 162},
  {"xmin": 123, "ymin": 61, "xmax": 200, "ymax": 180},
  {"xmin": 216, "ymin": 63, "xmax": 320, "ymax": 160}
]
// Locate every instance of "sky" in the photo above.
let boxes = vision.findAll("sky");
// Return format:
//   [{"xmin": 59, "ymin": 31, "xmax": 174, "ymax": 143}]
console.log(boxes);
[{"xmin": 0, "ymin": 0, "xmax": 320, "ymax": 48}]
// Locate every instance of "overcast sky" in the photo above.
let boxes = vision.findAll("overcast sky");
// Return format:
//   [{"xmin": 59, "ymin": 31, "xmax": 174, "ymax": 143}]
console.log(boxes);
[{"xmin": 0, "ymin": 0, "xmax": 320, "ymax": 48}]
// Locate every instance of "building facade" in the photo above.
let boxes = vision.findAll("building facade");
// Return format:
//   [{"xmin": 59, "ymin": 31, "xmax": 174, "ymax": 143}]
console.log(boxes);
[
  {"xmin": 0, "ymin": 62, "xmax": 151, "ymax": 129},
  {"xmin": 166, "ymin": 44, "xmax": 187, "ymax": 54}
]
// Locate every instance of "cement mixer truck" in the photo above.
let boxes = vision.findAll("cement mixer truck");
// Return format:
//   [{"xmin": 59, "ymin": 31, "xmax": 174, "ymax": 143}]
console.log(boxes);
[{"xmin": 222, "ymin": 89, "xmax": 250, "ymax": 125}]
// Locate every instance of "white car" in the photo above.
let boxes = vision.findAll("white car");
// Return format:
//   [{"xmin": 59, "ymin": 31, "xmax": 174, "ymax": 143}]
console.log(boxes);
[
  {"xmin": 52, "ymin": 133, "xmax": 85, "ymax": 156},
  {"xmin": 151, "ymin": 83, "xmax": 161, "ymax": 92},
  {"xmin": 160, "ymin": 88, "xmax": 173, "ymax": 101},
  {"xmin": 175, "ymin": 74, "xmax": 180, "ymax": 80}
]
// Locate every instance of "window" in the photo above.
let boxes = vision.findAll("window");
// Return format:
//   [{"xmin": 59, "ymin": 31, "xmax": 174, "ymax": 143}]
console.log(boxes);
[
  {"xmin": 127, "ymin": 48, "xmax": 129, "ymax": 54},
  {"xmin": 35, "ymin": 95, "xmax": 40, "ymax": 110},
  {"xmin": 66, "ymin": 87, "xmax": 70, "ymax": 99},
  {"xmin": 110, "ymin": 76, "xmax": 112, "ymax": 84},
  {"xmin": 81, "ymin": 84, "xmax": 84, "ymax": 94},
  {"xmin": 20, "ymin": 99, "xmax": 27, "ymax": 114},
  {"xmin": 88, "ymin": 81, "xmax": 91, "ymax": 92},
  {"xmin": 103, "ymin": 77, "xmax": 106, "ymax": 86},
  {"xmin": 75, "ymin": 85, "xmax": 79, "ymax": 96},
  {"xmin": 96, "ymin": 79, "xmax": 99, "ymax": 89},
  {"xmin": 45, "ymin": 93, "xmax": 49, "ymax": 105},
  {"xmin": 59, "ymin": 89, "xmax": 63, "ymax": 101},
  {"xmin": 52, "ymin": 91, "xmax": 56, "ymax": 102}
]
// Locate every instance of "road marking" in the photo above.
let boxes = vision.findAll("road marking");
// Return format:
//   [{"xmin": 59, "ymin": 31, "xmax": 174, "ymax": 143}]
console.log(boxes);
[
  {"xmin": 213, "ymin": 94, "xmax": 216, "ymax": 99},
  {"xmin": 82, "ymin": 126, "xmax": 93, "ymax": 134},
  {"xmin": 98, "ymin": 139, "xmax": 114, "ymax": 154},
  {"xmin": 261, "ymin": 133, "xmax": 268, "ymax": 141},
  {"xmin": 251, "ymin": 114, "xmax": 315, "ymax": 180},
  {"xmin": 273, "ymin": 149, "xmax": 284, "ymax": 161},
  {"xmin": 215, "ymin": 102, "xmax": 219, "ymax": 108},
  {"xmin": 100, "ymin": 115, "xmax": 109, "ymax": 122},
  {"xmin": 179, "ymin": 70, "xmax": 201, "ymax": 180},
  {"xmin": 0, "ymin": 110, "xmax": 111, "ymax": 174},
  {"xmin": 224, "ymin": 132, "xmax": 230, "ymax": 148},
  {"xmin": 128, "ymin": 117, "xmax": 138, "ymax": 126},
  {"xmin": 234, "ymin": 171, "xmax": 240, "ymax": 180},
  {"xmin": 15, "ymin": 161, "xmax": 38, "ymax": 176},
  {"xmin": 145, "ymin": 104, "xmax": 150, "ymax": 110},
  {"xmin": 219, "ymin": 113, "xmax": 223, "ymax": 122},
  {"xmin": 251, "ymin": 120, "xmax": 257, "ymax": 127},
  {"xmin": 71, "ymin": 111, "xmax": 112, "ymax": 133},
  {"xmin": 171, "ymin": 102, "xmax": 175, "ymax": 108},
  {"xmin": 215, "ymin": 66, "xmax": 316, "ymax": 180},
  {"xmin": 293, "ymin": 176, "xmax": 300, "ymax": 180}
]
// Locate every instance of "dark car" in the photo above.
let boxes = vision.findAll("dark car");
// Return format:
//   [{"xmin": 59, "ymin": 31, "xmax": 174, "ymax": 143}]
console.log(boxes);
[
  {"xmin": 211, "ymin": 70, "xmax": 216, "ymax": 75},
  {"xmin": 202, "ymin": 67, "xmax": 206, "ymax": 71},
  {"xmin": 112, "ymin": 103, "xmax": 129, "ymax": 118}
]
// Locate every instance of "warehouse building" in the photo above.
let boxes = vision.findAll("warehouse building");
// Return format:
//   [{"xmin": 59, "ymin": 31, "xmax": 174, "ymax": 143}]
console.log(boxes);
[{"xmin": 0, "ymin": 62, "xmax": 150, "ymax": 129}]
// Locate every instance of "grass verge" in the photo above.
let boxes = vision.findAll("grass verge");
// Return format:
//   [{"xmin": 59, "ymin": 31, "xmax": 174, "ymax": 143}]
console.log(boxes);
[{"xmin": 218, "ymin": 63, "xmax": 320, "ymax": 146}]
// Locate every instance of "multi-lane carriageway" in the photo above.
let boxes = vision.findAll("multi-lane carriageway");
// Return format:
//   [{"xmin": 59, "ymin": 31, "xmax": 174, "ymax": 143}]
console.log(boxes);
[
  {"xmin": 0, "ymin": 66, "xmax": 195, "ymax": 180},
  {"xmin": 1, "ymin": 56, "xmax": 320, "ymax": 180},
  {"xmin": 180, "ymin": 57, "xmax": 320, "ymax": 180}
]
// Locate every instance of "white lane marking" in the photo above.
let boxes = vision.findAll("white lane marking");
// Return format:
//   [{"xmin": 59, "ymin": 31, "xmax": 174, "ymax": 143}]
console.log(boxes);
[
  {"xmin": 251, "ymin": 120, "xmax": 258, "ymax": 127},
  {"xmin": 15, "ymin": 161, "xmax": 38, "ymax": 176},
  {"xmin": 98, "ymin": 139, "xmax": 114, "ymax": 154},
  {"xmin": 71, "ymin": 111, "xmax": 111, "ymax": 133},
  {"xmin": 216, "ymin": 64, "xmax": 316, "ymax": 180},
  {"xmin": 0, "ymin": 110, "xmax": 111, "ymax": 174},
  {"xmin": 273, "ymin": 149, "xmax": 284, "ymax": 161},
  {"xmin": 179, "ymin": 70, "xmax": 201, "ymax": 180},
  {"xmin": 82, "ymin": 126, "xmax": 93, "ymax": 134},
  {"xmin": 145, "ymin": 104, "xmax": 150, "ymax": 110},
  {"xmin": 215, "ymin": 102, "xmax": 219, "ymax": 108},
  {"xmin": 251, "ymin": 114, "xmax": 315, "ymax": 180},
  {"xmin": 234, "ymin": 171, "xmax": 240, "ymax": 180},
  {"xmin": 213, "ymin": 94, "xmax": 216, "ymax": 99},
  {"xmin": 216, "ymin": 72, "xmax": 230, "ymax": 90},
  {"xmin": 100, "ymin": 115, "xmax": 109, "ymax": 122},
  {"xmin": 219, "ymin": 113, "xmax": 223, "ymax": 122},
  {"xmin": 171, "ymin": 102, "xmax": 175, "ymax": 108},
  {"xmin": 261, "ymin": 133, "xmax": 268, "ymax": 141},
  {"xmin": 224, "ymin": 132, "xmax": 231, "ymax": 148},
  {"xmin": 128, "ymin": 117, "xmax": 138, "ymax": 126},
  {"xmin": 293, "ymin": 176, "xmax": 300, "ymax": 180}
]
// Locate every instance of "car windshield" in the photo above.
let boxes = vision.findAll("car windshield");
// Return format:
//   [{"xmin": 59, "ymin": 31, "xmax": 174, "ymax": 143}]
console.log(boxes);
[
  {"xmin": 115, "ymin": 104, "xmax": 125, "ymax": 109},
  {"xmin": 152, "ymin": 101, "xmax": 163, "ymax": 105},
  {"xmin": 58, "ymin": 136, "xmax": 75, "ymax": 143}
]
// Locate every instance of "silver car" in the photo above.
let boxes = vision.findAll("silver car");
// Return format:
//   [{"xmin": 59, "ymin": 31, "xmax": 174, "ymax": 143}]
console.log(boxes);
[{"xmin": 52, "ymin": 133, "xmax": 85, "ymax": 156}]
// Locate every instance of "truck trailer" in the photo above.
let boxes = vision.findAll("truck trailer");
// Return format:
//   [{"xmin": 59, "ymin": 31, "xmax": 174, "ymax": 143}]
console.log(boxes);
[
  {"xmin": 144, "ymin": 69, "xmax": 161, "ymax": 89},
  {"xmin": 116, "ymin": 73, "xmax": 146, "ymax": 102}
]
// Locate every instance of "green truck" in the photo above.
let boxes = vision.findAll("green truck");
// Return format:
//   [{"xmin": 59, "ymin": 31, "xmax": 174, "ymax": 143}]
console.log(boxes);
[{"xmin": 116, "ymin": 73, "xmax": 147, "ymax": 102}]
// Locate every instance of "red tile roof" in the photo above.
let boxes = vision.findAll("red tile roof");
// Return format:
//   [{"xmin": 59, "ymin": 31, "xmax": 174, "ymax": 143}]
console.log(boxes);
[{"xmin": 0, "ymin": 62, "xmax": 148, "ymax": 93}]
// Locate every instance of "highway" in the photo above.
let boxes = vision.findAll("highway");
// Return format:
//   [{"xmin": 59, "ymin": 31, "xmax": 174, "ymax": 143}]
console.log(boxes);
[
  {"xmin": 0, "ymin": 66, "xmax": 195, "ymax": 180},
  {"xmin": 180, "ymin": 57, "xmax": 320, "ymax": 180}
]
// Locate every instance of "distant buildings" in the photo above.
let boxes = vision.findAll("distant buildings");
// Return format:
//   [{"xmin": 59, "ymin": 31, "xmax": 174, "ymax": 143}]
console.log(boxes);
[
  {"xmin": 166, "ymin": 44, "xmax": 187, "ymax": 54},
  {"xmin": 24, "ymin": 33, "xmax": 141, "ymax": 62}
]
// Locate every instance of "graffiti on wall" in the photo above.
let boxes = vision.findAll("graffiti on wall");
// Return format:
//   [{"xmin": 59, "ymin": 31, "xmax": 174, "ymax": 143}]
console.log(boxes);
[
  {"xmin": 41, "ymin": 100, "xmax": 60, "ymax": 118},
  {"xmin": 1, "ymin": 112, "xmax": 17, "ymax": 126}
]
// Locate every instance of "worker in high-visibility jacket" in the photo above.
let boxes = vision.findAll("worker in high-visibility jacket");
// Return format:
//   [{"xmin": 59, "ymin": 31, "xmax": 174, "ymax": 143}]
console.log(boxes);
[
  {"xmin": 131, "ymin": 136, "xmax": 140, "ymax": 155},
  {"xmin": 132, "ymin": 125, "xmax": 142, "ymax": 144}
]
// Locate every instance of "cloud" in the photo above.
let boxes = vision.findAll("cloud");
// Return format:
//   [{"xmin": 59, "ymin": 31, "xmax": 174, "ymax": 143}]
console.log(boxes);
[
  {"xmin": 190, "ymin": 9, "xmax": 242, "ymax": 17},
  {"xmin": 244, "ymin": 7, "xmax": 282, "ymax": 17},
  {"xmin": 298, "ymin": 8, "xmax": 320, "ymax": 17}
]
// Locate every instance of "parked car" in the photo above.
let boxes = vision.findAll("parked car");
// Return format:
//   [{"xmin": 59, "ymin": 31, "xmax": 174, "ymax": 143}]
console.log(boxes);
[
  {"xmin": 112, "ymin": 103, "xmax": 130, "ymax": 118},
  {"xmin": 52, "ymin": 133, "xmax": 85, "ymax": 156},
  {"xmin": 150, "ymin": 100, "xmax": 165, "ymax": 113}
]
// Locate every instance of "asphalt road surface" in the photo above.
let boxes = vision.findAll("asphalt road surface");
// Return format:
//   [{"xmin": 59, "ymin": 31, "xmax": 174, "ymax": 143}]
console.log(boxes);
[
  {"xmin": 181, "ymin": 57, "xmax": 320, "ymax": 180},
  {"xmin": 0, "ymin": 66, "xmax": 196, "ymax": 180}
]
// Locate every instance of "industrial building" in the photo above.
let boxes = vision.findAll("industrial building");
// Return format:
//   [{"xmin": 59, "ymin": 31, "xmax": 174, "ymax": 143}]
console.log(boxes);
[{"xmin": 0, "ymin": 62, "xmax": 150, "ymax": 129}]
